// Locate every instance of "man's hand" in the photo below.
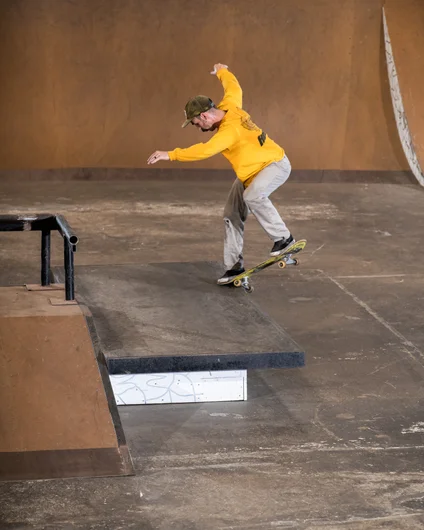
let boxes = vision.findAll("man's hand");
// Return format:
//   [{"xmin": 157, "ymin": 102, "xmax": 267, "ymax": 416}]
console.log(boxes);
[
  {"xmin": 211, "ymin": 63, "xmax": 228, "ymax": 75},
  {"xmin": 147, "ymin": 151, "xmax": 170, "ymax": 165}
]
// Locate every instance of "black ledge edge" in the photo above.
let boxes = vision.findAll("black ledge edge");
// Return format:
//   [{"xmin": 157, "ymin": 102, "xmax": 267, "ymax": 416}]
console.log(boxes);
[{"xmin": 107, "ymin": 351, "xmax": 305, "ymax": 375}]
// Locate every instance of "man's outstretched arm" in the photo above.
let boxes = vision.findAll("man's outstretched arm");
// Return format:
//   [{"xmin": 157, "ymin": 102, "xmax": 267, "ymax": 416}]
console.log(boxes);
[
  {"xmin": 211, "ymin": 63, "xmax": 243, "ymax": 109},
  {"xmin": 147, "ymin": 125, "xmax": 238, "ymax": 165}
]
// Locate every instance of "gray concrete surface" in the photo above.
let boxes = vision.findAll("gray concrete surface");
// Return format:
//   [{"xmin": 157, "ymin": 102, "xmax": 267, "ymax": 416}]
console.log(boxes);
[
  {"xmin": 1, "ymin": 177, "xmax": 424, "ymax": 529},
  {"xmin": 66, "ymin": 261, "xmax": 304, "ymax": 373}
]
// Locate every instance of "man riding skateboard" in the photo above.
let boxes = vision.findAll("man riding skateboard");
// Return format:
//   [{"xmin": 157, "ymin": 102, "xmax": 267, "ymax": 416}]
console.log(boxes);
[{"xmin": 147, "ymin": 63, "xmax": 295, "ymax": 285}]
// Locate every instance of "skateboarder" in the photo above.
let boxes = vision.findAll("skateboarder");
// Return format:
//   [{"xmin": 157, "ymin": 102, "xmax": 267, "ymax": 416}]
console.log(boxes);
[{"xmin": 147, "ymin": 63, "xmax": 294, "ymax": 284}]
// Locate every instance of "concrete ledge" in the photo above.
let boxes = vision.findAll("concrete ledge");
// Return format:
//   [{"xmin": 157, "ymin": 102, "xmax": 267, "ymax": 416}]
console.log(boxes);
[{"xmin": 53, "ymin": 261, "xmax": 305, "ymax": 374}]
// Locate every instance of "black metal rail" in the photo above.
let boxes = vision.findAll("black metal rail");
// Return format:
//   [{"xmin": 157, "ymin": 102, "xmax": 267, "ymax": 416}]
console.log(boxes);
[{"xmin": 0, "ymin": 214, "xmax": 78, "ymax": 301}]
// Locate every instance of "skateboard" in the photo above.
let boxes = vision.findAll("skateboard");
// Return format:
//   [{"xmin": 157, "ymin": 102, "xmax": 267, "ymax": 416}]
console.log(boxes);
[{"xmin": 222, "ymin": 239, "xmax": 307, "ymax": 293}]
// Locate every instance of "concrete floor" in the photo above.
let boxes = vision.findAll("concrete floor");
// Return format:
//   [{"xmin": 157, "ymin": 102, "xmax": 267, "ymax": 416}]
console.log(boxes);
[{"xmin": 1, "ymin": 177, "xmax": 424, "ymax": 529}]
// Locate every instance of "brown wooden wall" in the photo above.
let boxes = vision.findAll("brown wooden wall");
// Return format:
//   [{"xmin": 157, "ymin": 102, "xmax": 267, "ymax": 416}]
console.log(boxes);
[{"xmin": 0, "ymin": 0, "xmax": 410, "ymax": 171}]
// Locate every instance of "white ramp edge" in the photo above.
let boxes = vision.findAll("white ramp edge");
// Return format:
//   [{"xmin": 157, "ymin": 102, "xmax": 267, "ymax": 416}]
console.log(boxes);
[
  {"xmin": 110, "ymin": 370, "xmax": 247, "ymax": 405},
  {"xmin": 383, "ymin": 7, "xmax": 424, "ymax": 187}
]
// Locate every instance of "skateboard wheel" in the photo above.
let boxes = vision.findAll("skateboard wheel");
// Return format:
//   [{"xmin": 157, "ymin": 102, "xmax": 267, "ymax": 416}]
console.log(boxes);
[
  {"xmin": 278, "ymin": 260, "xmax": 286, "ymax": 269},
  {"xmin": 293, "ymin": 258, "xmax": 299, "ymax": 266},
  {"xmin": 234, "ymin": 279, "xmax": 242, "ymax": 287},
  {"xmin": 244, "ymin": 285, "xmax": 254, "ymax": 293}
]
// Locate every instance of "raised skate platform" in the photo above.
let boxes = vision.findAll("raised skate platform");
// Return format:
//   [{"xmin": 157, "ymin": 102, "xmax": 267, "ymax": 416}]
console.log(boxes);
[
  {"xmin": 54, "ymin": 262, "xmax": 305, "ymax": 404},
  {"xmin": 0, "ymin": 286, "xmax": 133, "ymax": 481}
]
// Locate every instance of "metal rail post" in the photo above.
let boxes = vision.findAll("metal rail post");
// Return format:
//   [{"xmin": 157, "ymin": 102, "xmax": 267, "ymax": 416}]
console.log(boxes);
[{"xmin": 41, "ymin": 229, "xmax": 51, "ymax": 287}]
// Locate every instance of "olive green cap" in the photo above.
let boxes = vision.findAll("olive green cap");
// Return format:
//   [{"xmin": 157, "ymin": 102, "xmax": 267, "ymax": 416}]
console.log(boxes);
[{"xmin": 182, "ymin": 95, "xmax": 215, "ymax": 128}]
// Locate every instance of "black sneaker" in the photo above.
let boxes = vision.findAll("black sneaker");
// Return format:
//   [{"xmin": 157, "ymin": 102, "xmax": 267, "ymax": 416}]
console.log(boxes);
[
  {"xmin": 217, "ymin": 268, "xmax": 245, "ymax": 285},
  {"xmin": 270, "ymin": 235, "xmax": 295, "ymax": 256}
]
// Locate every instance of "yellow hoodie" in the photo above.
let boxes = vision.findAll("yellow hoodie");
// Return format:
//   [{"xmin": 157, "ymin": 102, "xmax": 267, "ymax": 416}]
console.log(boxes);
[{"xmin": 168, "ymin": 69, "xmax": 285, "ymax": 184}]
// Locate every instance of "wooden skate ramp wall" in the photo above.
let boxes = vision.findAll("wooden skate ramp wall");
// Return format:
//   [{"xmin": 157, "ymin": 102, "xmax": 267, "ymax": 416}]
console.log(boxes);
[{"xmin": 0, "ymin": 0, "xmax": 409, "ymax": 172}]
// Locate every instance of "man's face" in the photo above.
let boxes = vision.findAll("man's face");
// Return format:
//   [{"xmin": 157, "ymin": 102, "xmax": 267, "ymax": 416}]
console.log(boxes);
[{"xmin": 191, "ymin": 112, "xmax": 214, "ymax": 132}]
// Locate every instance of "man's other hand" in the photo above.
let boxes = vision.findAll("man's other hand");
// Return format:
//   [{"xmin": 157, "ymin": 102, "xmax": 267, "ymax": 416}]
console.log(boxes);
[
  {"xmin": 147, "ymin": 151, "xmax": 170, "ymax": 164},
  {"xmin": 211, "ymin": 63, "xmax": 228, "ymax": 75}
]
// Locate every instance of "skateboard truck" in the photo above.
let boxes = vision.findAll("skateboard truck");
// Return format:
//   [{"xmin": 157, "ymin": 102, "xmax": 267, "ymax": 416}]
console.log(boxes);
[
  {"xmin": 279, "ymin": 255, "xmax": 299, "ymax": 267},
  {"xmin": 234, "ymin": 276, "xmax": 254, "ymax": 293}
]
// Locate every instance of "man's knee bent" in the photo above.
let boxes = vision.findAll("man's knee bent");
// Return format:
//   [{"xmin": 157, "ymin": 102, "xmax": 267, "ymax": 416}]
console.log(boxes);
[{"xmin": 243, "ymin": 192, "xmax": 267, "ymax": 210}]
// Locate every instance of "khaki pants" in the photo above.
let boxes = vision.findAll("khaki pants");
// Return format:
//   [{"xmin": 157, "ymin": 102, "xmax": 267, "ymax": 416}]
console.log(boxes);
[{"xmin": 223, "ymin": 155, "xmax": 292, "ymax": 270}]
